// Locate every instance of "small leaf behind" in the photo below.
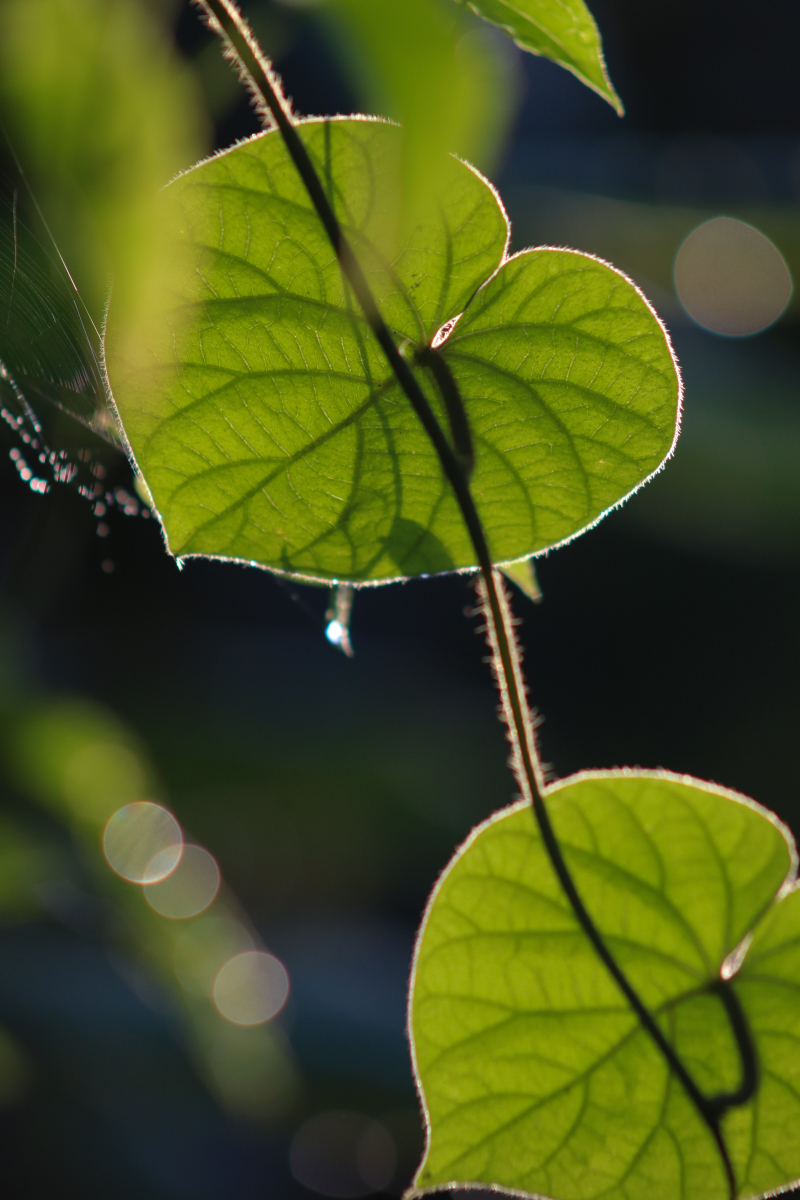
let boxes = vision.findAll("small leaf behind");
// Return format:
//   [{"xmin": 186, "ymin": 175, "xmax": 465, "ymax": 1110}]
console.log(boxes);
[
  {"xmin": 457, "ymin": 0, "xmax": 623, "ymax": 114},
  {"xmin": 499, "ymin": 558, "xmax": 542, "ymax": 602}
]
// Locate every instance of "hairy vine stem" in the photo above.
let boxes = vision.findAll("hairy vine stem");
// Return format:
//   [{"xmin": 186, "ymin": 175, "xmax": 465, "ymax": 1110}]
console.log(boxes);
[{"xmin": 194, "ymin": 3, "xmax": 754, "ymax": 1191}]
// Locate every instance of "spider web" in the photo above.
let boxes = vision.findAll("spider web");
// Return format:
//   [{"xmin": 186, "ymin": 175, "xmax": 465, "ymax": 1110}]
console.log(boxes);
[
  {"xmin": 0, "ymin": 135, "xmax": 149, "ymax": 525},
  {"xmin": 0, "ymin": 133, "xmax": 358, "ymax": 638}
]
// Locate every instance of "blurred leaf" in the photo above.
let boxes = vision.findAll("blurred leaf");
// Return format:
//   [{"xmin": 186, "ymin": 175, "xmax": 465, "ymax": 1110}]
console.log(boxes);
[
  {"xmin": 105, "ymin": 118, "xmax": 679, "ymax": 583},
  {"xmin": 409, "ymin": 771, "xmax": 800, "ymax": 1200},
  {"xmin": 0, "ymin": 0, "xmax": 206, "ymax": 332},
  {"xmin": 0, "ymin": 1026, "xmax": 32, "ymax": 1106},
  {"xmin": 0, "ymin": 815, "xmax": 61, "ymax": 916},
  {"xmin": 203, "ymin": 1018, "xmax": 299, "ymax": 1120},
  {"xmin": 459, "ymin": 0, "xmax": 622, "ymax": 114},
  {"xmin": 326, "ymin": 0, "xmax": 519, "ymax": 230},
  {"xmin": 5, "ymin": 699, "xmax": 152, "ymax": 826},
  {"xmin": 3, "ymin": 695, "xmax": 299, "ymax": 1121}
]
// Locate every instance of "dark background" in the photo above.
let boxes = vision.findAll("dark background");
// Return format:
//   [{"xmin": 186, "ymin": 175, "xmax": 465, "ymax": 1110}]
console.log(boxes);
[{"xmin": 1, "ymin": 0, "xmax": 800, "ymax": 1196}]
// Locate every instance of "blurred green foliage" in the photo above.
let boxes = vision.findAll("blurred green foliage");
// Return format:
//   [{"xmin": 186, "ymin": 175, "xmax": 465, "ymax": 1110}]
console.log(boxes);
[
  {"xmin": 0, "ymin": 814, "xmax": 61, "ymax": 917},
  {"xmin": 0, "ymin": 1024, "xmax": 31, "ymax": 1105},
  {"xmin": 0, "ymin": 0, "xmax": 206, "ymax": 329},
  {"xmin": 5, "ymin": 699, "xmax": 154, "ymax": 826},
  {"xmin": 325, "ymin": 0, "xmax": 519, "ymax": 232},
  {"xmin": 0, "ymin": 689, "xmax": 299, "ymax": 1121}
]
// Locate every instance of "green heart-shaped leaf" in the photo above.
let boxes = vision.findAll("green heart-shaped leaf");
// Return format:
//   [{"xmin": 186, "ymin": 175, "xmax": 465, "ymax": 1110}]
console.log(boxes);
[
  {"xmin": 408, "ymin": 771, "xmax": 800, "ymax": 1200},
  {"xmin": 105, "ymin": 118, "xmax": 679, "ymax": 583},
  {"xmin": 456, "ymin": 0, "xmax": 623, "ymax": 115}
]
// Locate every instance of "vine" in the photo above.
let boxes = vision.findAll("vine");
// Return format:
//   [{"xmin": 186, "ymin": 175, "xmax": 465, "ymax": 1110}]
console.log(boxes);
[
  {"xmin": 30, "ymin": 0, "xmax": 796, "ymax": 1196},
  {"xmin": 166, "ymin": 5, "xmax": 774, "ymax": 1198}
]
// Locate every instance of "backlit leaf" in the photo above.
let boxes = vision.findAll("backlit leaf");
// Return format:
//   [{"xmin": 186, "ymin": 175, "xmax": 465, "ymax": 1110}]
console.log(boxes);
[
  {"xmin": 105, "ymin": 118, "xmax": 678, "ymax": 583},
  {"xmin": 458, "ymin": 0, "xmax": 623, "ymax": 114},
  {"xmin": 408, "ymin": 771, "xmax": 800, "ymax": 1200}
]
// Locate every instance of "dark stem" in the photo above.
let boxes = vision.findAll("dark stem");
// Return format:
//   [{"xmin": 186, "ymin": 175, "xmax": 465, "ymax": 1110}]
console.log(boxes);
[
  {"xmin": 477, "ymin": 571, "xmax": 737, "ymax": 1198},
  {"xmin": 541, "ymin": 801, "xmax": 737, "ymax": 1193},
  {"xmin": 195, "ymin": 4, "xmax": 749, "ymax": 1192},
  {"xmin": 414, "ymin": 345, "xmax": 474, "ymax": 477},
  {"xmin": 192, "ymin": 0, "xmax": 471, "ymax": 539},
  {"xmin": 707, "ymin": 978, "xmax": 759, "ymax": 1118}
]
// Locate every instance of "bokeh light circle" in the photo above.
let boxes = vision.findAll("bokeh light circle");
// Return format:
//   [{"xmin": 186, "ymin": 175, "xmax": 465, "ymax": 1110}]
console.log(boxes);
[
  {"xmin": 289, "ymin": 1111, "xmax": 396, "ymax": 1197},
  {"xmin": 213, "ymin": 950, "xmax": 289, "ymax": 1025},
  {"xmin": 674, "ymin": 216, "xmax": 792, "ymax": 336},
  {"xmin": 102, "ymin": 801, "xmax": 182, "ymax": 883},
  {"xmin": 143, "ymin": 844, "xmax": 220, "ymax": 918}
]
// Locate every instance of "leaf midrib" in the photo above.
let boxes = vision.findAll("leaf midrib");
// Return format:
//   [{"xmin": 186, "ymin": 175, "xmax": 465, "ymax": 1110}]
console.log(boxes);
[{"xmin": 479, "ymin": 0, "xmax": 587, "ymax": 61}]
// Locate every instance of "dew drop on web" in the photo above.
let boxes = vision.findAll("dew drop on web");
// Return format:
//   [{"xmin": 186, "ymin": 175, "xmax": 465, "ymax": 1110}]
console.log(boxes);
[{"xmin": 0, "ymin": 150, "xmax": 153, "ymax": 549}]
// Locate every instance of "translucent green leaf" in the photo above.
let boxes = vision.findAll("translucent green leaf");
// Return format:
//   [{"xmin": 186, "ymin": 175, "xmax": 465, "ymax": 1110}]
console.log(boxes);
[
  {"xmin": 458, "ymin": 0, "xmax": 623, "ymax": 114},
  {"xmin": 438, "ymin": 249, "xmax": 680, "ymax": 565},
  {"xmin": 105, "ymin": 118, "xmax": 679, "ymax": 584},
  {"xmin": 409, "ymin": 771, "xmax": 800, "ymax": 1200}
]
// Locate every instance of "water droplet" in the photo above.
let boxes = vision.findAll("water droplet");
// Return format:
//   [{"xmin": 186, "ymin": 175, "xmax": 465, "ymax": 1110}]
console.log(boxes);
[{"xmin": 324, "ymin": 585, "xmax": 354, "ymax": 657}]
